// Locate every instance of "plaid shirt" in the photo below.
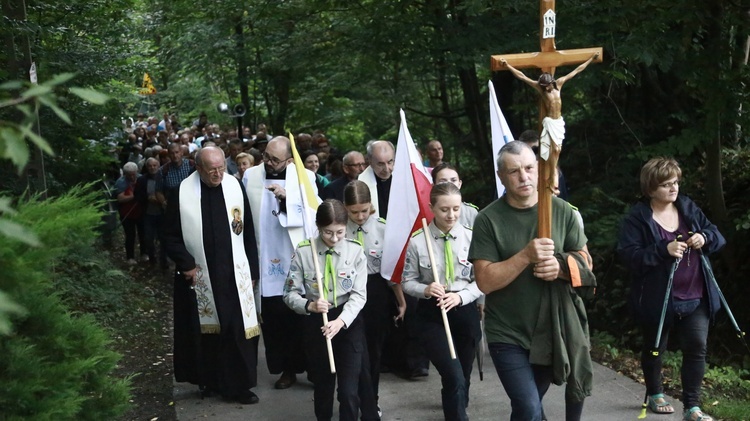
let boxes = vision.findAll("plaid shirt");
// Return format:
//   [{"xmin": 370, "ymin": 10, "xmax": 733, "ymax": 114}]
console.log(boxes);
[{"xmin": 160, "ymin": 159, "xmax": 194, "ymax": 194}]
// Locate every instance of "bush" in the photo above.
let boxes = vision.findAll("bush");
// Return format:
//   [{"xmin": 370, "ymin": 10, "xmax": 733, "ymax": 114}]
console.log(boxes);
[{"xmin": 0, "ymin": 185, "xmax": 130, "ymax": 420}]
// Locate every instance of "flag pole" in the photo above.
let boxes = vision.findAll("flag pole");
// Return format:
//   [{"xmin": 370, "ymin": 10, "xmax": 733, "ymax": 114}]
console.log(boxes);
[
  {"xmin": 421, "ymin": 218, "xmax": 457, "ymax": 359},
  {"xmin": 288, "ymin": 132, "xmax": 335, "ymax": 374},
  {"xmin": 309, "ymin": 238, "xmax": 337, "ymax": 374}
]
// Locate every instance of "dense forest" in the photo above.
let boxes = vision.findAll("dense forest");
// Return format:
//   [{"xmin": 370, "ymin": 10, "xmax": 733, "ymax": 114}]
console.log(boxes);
[{"xmin": 2, "ymin": 0, "xmax": 750, "ymax": 417}]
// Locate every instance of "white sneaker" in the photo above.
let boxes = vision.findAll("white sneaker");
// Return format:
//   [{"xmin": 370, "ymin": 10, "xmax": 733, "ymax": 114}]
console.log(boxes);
[
  {"xmin": 126, "ymin": 258, "xmax": 137, "ymax": 265},
  {"xmin": 140, "ymin": 255, "xmax": 150, "ymax": 263}
]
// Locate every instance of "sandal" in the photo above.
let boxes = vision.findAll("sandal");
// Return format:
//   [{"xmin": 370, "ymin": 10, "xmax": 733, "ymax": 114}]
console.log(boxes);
[
  {"xmin": 684, "ymin": 406, "xmax": 713, "ymax": 421},
  {"xmin": 647, "ymin": 393, "xmax": 675, "ymax": 414}
]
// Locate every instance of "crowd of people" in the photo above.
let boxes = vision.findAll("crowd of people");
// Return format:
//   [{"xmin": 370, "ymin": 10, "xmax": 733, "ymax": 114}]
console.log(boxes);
[{"xmin": 112, "ymin": 110, "xmax": 723, "ymax": 421}]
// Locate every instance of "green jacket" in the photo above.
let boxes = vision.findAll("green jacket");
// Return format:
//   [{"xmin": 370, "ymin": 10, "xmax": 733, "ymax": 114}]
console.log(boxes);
[{"xmin": 528, "ymin": 251, "xmax": 596, "ymax": 403}]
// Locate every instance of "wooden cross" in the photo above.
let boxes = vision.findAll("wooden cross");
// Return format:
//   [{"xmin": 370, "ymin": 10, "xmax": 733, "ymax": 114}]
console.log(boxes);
[{"xmin": 491, "ymin": 0, "xmax": 602, "ymax": 238}]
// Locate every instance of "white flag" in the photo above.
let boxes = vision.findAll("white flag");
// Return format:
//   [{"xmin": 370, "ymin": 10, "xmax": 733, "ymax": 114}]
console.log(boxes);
[{"xmin": 489, "ymin": 80, "xmax": 514, "ymax": 198}]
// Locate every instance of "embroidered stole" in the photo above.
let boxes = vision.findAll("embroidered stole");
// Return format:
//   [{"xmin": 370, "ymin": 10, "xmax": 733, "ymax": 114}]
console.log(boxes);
[{"xmin": 179, "ymin": 172, "xmax": 260, "ymax": 339}]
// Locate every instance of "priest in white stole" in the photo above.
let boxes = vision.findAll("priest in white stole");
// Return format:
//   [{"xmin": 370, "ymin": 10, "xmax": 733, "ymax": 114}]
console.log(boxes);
[
  {"xmin": 164, "ymin": 146, "xmax": 261, "ymax": 404},
  {"xmin": 243, "ymin": 136, "xmax": 319, "ymax": 389}
]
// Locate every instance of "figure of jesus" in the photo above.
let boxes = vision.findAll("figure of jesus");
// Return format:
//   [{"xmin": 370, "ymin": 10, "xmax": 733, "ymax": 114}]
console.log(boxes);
[{"xmin": 501, "ymin": 52, "xmax": 599, "ymax": 193}]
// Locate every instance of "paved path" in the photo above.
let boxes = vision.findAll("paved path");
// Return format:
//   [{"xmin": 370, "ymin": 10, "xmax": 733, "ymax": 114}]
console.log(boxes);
[{"xmin": 173, "ymin": 337, "xmax": 687, "ymax": 420}]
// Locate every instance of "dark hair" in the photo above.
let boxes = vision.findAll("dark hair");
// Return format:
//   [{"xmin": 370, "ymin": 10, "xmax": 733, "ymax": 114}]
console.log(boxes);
[
  {"xmin": 300, "ymin": 149, "xmax": 317, "ymax": 163},
  {"xmin": 538, "ymin": 73, "xmax": 558, "ymax": 90},
  {"xmin": 316, "ymin": 199, "xmax": 348, "ymax": 227},
  {"xmin": 343, "ymin": 180, "xmax": 372, "ymax": 206},
  {"xmin": 430, "ymin": 182, "xmax": 461, "ymax": 205},
  {"xmin": 431, "ymin": 162, "xmax": 458, "ymax": 182}
]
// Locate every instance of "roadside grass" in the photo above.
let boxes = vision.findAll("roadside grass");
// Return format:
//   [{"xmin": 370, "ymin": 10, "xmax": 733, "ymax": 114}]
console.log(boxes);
[{"xmin": 591, "ymin": 331, "xmax": 750, "ymax": 421}]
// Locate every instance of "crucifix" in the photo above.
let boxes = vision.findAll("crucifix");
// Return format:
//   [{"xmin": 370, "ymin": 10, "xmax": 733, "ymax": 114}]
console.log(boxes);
[{"xmin": 491, "ymin": 0, "xmax": 602, "ymax": 238}]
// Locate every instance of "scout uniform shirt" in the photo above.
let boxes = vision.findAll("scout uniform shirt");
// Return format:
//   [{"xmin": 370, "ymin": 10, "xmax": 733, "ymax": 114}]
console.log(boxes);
[
  {"xmin": 345, "ymin": 215, "xmax": 386, "ymax": 276},
  {"xmin": 402, "ymin": 221, "xmax": 482, "ymax": 306},
  {"xmin": 459, "ymin": 202, "xmax": 479, "ymax": 228},
  {"xmin": 283, "ymin": 236, "xmax": 368, "ymax": 329}
]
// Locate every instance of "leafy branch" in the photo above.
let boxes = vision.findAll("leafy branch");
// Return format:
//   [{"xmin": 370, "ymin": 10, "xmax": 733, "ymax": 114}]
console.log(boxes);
[{"xmin": 0, "ymin": 73, "xmax": 109, "ymax": 333}]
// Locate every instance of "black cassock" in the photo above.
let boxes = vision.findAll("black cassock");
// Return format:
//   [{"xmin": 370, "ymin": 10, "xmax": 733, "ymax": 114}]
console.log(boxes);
[{"xmin": 163, "ymin": 176, "xmax": 260, "ymax": 397}]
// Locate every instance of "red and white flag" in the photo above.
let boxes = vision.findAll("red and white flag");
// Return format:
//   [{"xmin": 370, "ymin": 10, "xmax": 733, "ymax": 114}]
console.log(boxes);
[
  {"xmin": 381, "ymin": 109, "xmax": 434, "ymax": 282},
  {"xmin": 489, "ymin": 80, "xmax": 514, "ymax": 198}
]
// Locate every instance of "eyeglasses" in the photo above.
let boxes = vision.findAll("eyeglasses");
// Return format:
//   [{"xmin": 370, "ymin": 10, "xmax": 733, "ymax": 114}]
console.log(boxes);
[
  {"xmin": 345, "ymin": 162, "xmax": 366, "ymax": 168},
  {"xmin": 321, "ymin": 228, "xmax": 345, "ymax": 239},
  {"xmin": 203, "ymin": 165, "xmax": 226, "ymax": 175},
  {"xmin": 658, "ymin": 180, "xmax": 679, "ymax": 189},
  {"xmin": 262, "ymin": 152, "xmax": 290, "ymax": 166}
]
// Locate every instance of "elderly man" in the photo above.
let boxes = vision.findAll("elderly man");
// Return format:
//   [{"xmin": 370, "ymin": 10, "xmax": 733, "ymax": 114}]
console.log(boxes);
[
  {"xmin": 469, "ymin": 141, "xmax": 595, "ymax": 421},
  {"xmin": 243, "ymin": 136, "xmax": 319, "ymax": 389},
  {"xmin": 358, "ymin": 140, "xmax": 394, "ymax": 218},
  {"xmin": 321, "ymin": 150, "xmax": 366, "ymax": 201},
  {"xmin": 135, "ymin": 158, "xmax": 166, "ymax": 267},
  {"xmin": 115, "ymin": 162, "xmax": 145, "ymax": 264},
  {"xmin": 163, "ymin": 146, "xmax": 261, "ymax": 404}
]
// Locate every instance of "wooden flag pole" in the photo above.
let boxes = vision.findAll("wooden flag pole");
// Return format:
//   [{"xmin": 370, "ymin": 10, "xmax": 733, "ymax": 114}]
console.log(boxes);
[
  {"xmin": 421, "ymin": 218, "xmax": 457, "ymax": 359},
  {"xmin": 309, "ymin": 237, "xmax": 337, "ymax": 374}
]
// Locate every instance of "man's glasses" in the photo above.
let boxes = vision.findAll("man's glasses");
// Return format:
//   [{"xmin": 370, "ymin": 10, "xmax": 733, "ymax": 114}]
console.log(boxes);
[
  {"xmin": 263, "ymin": 153, "xmax": 290, "ymax": 166},
  {"xmin": 345, "ymin": 162, "xmax": 366, "ymax": 168},
  {"xmin": 203, "ymin": 166, "xmax": 226, "ymax": 175}
]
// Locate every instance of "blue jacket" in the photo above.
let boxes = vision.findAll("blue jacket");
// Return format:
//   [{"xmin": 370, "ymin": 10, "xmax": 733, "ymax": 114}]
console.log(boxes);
[{"xmin": 616, "ymin": 195, "xmax": 725, "ymax": 326}]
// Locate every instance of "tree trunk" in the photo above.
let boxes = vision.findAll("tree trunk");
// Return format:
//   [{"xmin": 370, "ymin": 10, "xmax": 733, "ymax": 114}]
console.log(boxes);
[
  {"xmin": 235, "ymin": 17, "xmax": 249, "ymax": 133},
  {"xmin": 457, "ymin": 66, "xmax": 491, "ymax": 178}
]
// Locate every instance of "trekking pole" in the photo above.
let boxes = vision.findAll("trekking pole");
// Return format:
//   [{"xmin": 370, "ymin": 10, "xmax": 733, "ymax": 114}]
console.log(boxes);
[
  {"xmin": 638, "ymin": 248, "xmax": 681, "ymax": 419},
  {"xmin": 699, "ymin": 253, "xmax": 750, "ymax": 355}
]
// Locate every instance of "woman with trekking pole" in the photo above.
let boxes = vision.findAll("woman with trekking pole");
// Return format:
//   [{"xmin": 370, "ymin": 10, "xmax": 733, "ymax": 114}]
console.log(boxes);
[{"xmin": 617, "ymin": 157, "xmax": 726, "ymax": 421}]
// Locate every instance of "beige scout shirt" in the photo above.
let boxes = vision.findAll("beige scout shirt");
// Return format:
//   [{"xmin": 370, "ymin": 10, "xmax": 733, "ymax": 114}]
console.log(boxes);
[
  {"xmin": 283, "ymin": 237, "xmax": 368, "ymax": 328},
  {"xmin": 402, "ymin": 221, "xmax": 482, "ymax": 306},
  {"xmin": 459, "ymin": 202, "xmax": 478, "ymax": 228},
  {"xmin": 345, "ymin": 216, "xmax": 386, "ymax": 275}
]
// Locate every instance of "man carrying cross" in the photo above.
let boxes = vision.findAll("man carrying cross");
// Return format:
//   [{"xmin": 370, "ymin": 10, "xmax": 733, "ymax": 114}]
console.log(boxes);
[{"xmin": 469, "ymin": 141, "xmax": 596, "ymax": 421}]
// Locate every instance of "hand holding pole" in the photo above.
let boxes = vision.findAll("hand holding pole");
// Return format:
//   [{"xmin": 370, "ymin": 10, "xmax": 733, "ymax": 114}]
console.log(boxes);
[
  {"xmin": 421, "ymin": 218, "xmax": 457, "ymax": 359},
  {"xmin": 309, "ymin": 237, "xmax": 337, "ymax": 374}
]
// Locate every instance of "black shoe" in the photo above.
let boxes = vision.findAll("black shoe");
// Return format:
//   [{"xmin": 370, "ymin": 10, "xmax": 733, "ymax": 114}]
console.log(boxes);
[
  {"xmin": 235, "ymin": 390, "xmax": 259, "ymax": 405},
  {"xmin": 198, "ymin": 385, "xmax": 216, "ymax": 399},
  {"xmin": 409, "ymin": 368, "xmax": 429, "ymax": 378},
  {"xmin": 275, "ymin": 371, "xmax": 297, "ymax": 389}
]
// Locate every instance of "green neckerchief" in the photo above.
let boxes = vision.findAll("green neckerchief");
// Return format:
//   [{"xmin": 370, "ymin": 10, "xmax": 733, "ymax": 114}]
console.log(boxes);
[
  {"xmin": 356, "ymin": 226, "xmax": 364, "ymax": 246},
  {"xmin": 324, "ymin": 249, "xmax": 338, "ymax": 307},
  {"xmin": 441, "ymin": 232, "xmax": 454, "ymax": 286}
]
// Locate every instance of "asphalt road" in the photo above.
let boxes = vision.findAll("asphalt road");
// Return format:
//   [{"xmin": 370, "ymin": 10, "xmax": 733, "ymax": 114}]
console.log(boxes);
[{"xmin": 173, "ymin": 337, "xmax": 686, "ymax": 420}]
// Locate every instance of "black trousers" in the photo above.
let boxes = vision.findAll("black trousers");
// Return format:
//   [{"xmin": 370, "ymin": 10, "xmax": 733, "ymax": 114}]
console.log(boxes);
[
  {"xmin": 362, "ymin": 274, "xmax": 392, "ymax": 402},
  {"xmin": 305, "ymin": 307, "xmax": 379, "ymax": 421},
  {"xmin": 381, "ymin": 293, "xmax": 430, "ymax": 374},
  {"xmin": 261, "ymin": 296, "xmax": 306, "ymax": 375},
  {"xmin": 416, "ymin": 298, "xmax": 481, "ymax": 421},
  {"xmin": 121, "ymin": 217, "xmax": 144, "ymax": 259}
]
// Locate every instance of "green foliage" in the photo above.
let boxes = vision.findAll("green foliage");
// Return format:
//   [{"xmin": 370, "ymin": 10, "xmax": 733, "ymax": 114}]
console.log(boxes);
[{"xmin": 0, "ymin": 185, "xmax": 130, "ymax": 420}]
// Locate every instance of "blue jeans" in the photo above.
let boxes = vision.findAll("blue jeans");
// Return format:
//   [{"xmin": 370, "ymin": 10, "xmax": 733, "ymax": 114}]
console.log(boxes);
[
  {"xmin": 641, "ymin": 300, "xmax": 709, "ymax": 409},
  {"xmin": 489, "ymin": 343, "xmax": 584, "ymax": 421}
]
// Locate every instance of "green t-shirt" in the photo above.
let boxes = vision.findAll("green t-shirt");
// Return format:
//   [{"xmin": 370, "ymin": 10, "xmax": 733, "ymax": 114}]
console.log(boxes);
[{"xmin": 468, "ymin": 196, "xmax": 587, "ymax": 349}]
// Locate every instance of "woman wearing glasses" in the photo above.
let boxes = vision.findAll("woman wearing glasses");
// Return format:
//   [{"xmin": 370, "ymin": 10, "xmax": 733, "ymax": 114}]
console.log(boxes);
[
  {"xmin": 617, "ymin": 157, "xmax": 725, "ymax": 421},
  {"xmin": 283, "ymin": 199, "xmax": 379, "ymax": 421}
]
